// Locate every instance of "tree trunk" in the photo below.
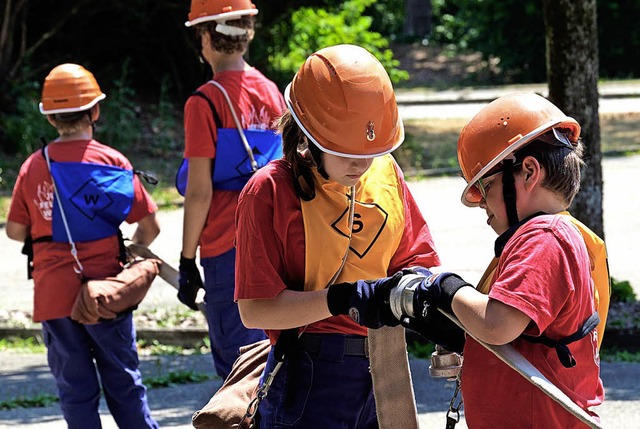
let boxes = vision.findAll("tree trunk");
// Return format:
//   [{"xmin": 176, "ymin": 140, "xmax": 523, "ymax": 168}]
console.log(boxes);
[
  {"xmin": 542, "ymin": 0, "xmax": 603, "ymax": 238},
  {"xmin": 404, "ymin": 0, "xmax": 432, "ymax": 39}
]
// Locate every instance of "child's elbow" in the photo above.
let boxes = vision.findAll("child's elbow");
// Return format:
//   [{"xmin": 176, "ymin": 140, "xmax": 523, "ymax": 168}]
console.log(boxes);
[{"xmin": 237, "ymin": 300, "xmax": 261, "ymax": 329}]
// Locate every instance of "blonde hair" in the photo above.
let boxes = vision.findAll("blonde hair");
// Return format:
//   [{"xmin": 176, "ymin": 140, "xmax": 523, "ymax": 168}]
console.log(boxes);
[{"xmin": 47, "ymin": 109, "xmax": 93, "ymax": 136}]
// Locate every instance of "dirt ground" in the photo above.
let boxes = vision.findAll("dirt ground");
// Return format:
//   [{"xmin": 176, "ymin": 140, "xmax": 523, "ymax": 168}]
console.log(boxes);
[{"xmin": 391, "ymin": 42, "xmax": 497, "ymax": 88}]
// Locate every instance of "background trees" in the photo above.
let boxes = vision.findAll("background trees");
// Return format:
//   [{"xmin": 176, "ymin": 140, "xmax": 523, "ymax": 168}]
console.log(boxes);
[{"xmin": 1, "ymin": 0, "xmax": 638, "ymax": 235}]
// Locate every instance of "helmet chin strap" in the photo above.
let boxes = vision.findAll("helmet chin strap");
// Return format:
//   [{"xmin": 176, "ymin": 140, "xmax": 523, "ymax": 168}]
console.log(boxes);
[{"xmin": 502, "ymin": 158, "xmax": 520, "ymax": 227}]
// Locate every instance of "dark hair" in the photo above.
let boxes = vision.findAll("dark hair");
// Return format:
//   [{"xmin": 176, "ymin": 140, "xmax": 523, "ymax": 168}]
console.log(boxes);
[
  {"xmin": 514, "ymin": 136, "xmax": 585, "ymax": 205},
  {"xmin": 195, "ymin": 16, "xmax": 255, "ymax": 55},
  {"xmin": 277, "ymin": 110, "xmax": 327, "ymax": 200}
]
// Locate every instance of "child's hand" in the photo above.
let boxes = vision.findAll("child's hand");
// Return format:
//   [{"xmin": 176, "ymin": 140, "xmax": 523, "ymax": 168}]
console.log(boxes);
[
  {"xmin": 326, "ymin": 273, "xmax": 404, "ymax": 329},
  {"xmin": 177, "ymin": 254, "xmax": 203, "ymax": 311},
  {"xmin": 413, "ymin": 272, "xmax": 472, "ymax": 317}
]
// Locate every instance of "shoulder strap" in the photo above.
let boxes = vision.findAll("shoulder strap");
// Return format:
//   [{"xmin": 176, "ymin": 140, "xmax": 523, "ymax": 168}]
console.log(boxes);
[
  {"xmin": 205, "ymin": 80, "xmax": 259, "ymax": 172},
  {"xmin": 43, "ymin": 145, "xmax": 84, "ymax": 275},
  {"xmin": 191, "ymin": 90, "xmax": 223, "ymax": 129},
  {"xmin": 521, "ymin": 311, "xmax": 600, "ymax": 368}
]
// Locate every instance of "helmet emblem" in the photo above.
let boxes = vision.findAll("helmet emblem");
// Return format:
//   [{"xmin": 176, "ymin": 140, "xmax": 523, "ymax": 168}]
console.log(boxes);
[{"xmin": 366, "ymin": 121, "xmax": 376, "ymax": 141}]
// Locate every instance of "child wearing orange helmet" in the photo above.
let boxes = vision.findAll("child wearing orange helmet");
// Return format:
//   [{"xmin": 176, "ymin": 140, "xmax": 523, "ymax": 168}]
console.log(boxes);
[
  {"xmin": 341, "ymin": 93, "xmax": 606, "ymax": 428},
  {"xmin": 6, "ymin": 63, "xmax": 160, "ymax": 428},
  {"xmin": 177, "ymin": 0, "xmax": 285, "ymax": 379},
  {"xmin": 234, "ymin": 44, "xmax": 441, "ymax": 428}
]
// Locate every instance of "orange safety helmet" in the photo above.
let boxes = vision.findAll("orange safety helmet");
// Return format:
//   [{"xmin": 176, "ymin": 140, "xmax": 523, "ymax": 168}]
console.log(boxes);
[
  {"xmin": 185, "ymin": 0, "xmax": 257, "ymax": 27},
  {"xmin": 284, "ymin": 44, "xmax": 404, "ymax": 158},
  {"xmin": 39, "ymin": 64, "xmax": 106, "ymax": 115},
  {"xmin": 457, "ymin": 92, "xmax": 580, "ymax": 206}
]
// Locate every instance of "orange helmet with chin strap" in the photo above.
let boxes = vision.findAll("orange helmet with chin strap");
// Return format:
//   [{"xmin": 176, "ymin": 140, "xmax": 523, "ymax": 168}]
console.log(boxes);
[
  {"xmin": 185, "ymin": 0, "xmax": 257, "ymax": 27},
  {"xmin": 457, "ymin": 92, "xmax": 580, "ymax": 208},
  {"xmin": 284, "ymin": 44, "xmax": 404, "ymax": 159},
  {"xmin": 39, "ymin": 64, "xmax": 106, "ymax": 115}
]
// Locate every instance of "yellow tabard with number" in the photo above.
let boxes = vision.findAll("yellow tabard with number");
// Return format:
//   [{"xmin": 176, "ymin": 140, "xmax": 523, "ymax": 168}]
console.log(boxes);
[{"xmin": 301, "ymin": 155, "xmax": 405, "ymax": 290}]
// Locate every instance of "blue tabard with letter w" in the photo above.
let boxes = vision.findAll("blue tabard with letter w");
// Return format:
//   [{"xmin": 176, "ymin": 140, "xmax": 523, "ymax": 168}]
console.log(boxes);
[{"xmin": 49, "ymin": 161, "xmax": 134, "ymax": 242}]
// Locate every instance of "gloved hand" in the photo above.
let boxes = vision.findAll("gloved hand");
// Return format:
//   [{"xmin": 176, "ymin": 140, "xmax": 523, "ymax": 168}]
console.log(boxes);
[
  {"xmin": 178, "ymin": 254, "xmax": 203, "ymax": 311},
  {"xmin": 413, "ymin": 272, "xmax": 473, "ymax": 318},
  {"xmin": 401, "ymin": 311, "xmax": 466, "ymax": 354},
  {"xmin": 326, "ymin": 272, "xmax": 404, "ymax": 329},
  {"xmin": 401, "ymin": 266, "xmax": 434, "ymax": 278}
]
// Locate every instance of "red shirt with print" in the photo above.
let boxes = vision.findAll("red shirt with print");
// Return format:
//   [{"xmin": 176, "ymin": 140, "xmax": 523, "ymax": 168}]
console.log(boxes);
[
  {"xmin": 183, "ymin": 68, "xmax": 285, "ymax": 258},
  {"xmin": 8, "ymin": 139, "xmax": 157, "ymax": 321}
]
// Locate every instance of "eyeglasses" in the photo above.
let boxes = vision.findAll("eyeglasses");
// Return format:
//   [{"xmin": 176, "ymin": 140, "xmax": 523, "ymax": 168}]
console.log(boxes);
[
  {"xmin": 474, "ymin": 170, "xmax": 503, "ymax": 201},
  {"xmin": 467, "ymin": 161, "xmax": 522, "ymax": 203}
]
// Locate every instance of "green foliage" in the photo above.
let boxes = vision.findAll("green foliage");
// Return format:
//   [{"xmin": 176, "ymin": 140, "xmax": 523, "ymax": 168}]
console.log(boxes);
[
  {"xmin": 600, "ymin": 348, "xmax": 640, "ymax": 363},
  {"xmin": 598, "ymin": 1, "xmax": 640, "ymax": 79},
  {"xmin": 0, "ymin": 336, "xmax": 46, "ymax": 354},
  {"xmin": 98, "ymin": 58, "xmax": 141, "ymax": 152},
  {"xmin": 149, "ymin": 76, "xmax": 182, "ymax": 156},
  {"xmin": 407, "ymin": 340, "xmax": 435, "ymax": 359},
  {"xmin": 267, "ymin": 0, "xmax": 408, "ymax": 86},
  {"xmin": 431, "ymin": 0, "xmax": 546, "ymax": 83},
  {"xmin": 611, "ymin": 277, "xmax": 637, "ymax": 303},
  {"xmin": 0, "ymin": 394, "xmax": 59, "ymax": 410},
  {"xmin": 144, "ymin": 370, "xmax": 211, "ymax": 388},
  {"xmin": 0, "ymin": 75, "xmax": 56, "ymax": 155}
]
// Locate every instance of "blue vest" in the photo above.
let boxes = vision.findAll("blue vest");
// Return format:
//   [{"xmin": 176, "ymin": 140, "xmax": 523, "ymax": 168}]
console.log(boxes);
[
  {"xmin": 175, "ymin": 128, "xmax": 282, "ymax": 195},
  {"xmin": 175, "ymin": 85, "xmax": 283, "ymax": 196},
  {"xmin": 48, "ymin": 159, "xmax": 134, "ymax": 242}
]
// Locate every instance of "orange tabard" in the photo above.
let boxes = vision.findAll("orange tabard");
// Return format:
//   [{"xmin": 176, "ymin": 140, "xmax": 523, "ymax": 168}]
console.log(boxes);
[{"xmin": 301, "ymin": 155, "xmax": 405, "ymax": 290}]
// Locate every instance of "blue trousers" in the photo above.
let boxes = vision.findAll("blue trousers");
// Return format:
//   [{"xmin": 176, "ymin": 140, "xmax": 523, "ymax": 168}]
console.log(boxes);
[
  {"xmin": 258, "ymin": 333, "xmax": 378, "ymax": 429},
  {"xmin": 201, "ymin": 247, "xmax": 266, "ymax": 379},
  {"xmin": 42, "ymin": 313, "xmax": 157, "ymax": 429}
]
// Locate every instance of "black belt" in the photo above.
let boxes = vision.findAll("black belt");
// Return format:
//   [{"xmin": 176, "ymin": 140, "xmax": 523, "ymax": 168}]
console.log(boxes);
[{"xmin": 297, "ymin": 334, "xmax": 369, "ymax": 357}]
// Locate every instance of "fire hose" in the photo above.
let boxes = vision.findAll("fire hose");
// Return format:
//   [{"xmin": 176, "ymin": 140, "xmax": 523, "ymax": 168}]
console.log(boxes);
[{"xmin": 389, "ymin": 274, "xmax": 603, "ymax": 429}]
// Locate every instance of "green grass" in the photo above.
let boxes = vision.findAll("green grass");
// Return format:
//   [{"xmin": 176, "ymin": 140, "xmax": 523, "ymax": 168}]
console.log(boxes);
[
  {"xmin": 0, "ymin": 369, "xmax": 212, "ymax": 410},
  {"xmin": 144, "ymin": 370, "xmax": 212, "ymax": 388},
  {"xmin": 600, "ymin": 348, "xmax": 640, "ymax": 363},
  {"xmin": 137, "ymin": 339, "xmax": 210, "ymax": 356},
  {"xmin": 0, "ymin": 394, "xmax": 59, "ymax": 410},
  {"xmin": 0, "ymin": 336, "xmax": 45, "ymax": 354}
]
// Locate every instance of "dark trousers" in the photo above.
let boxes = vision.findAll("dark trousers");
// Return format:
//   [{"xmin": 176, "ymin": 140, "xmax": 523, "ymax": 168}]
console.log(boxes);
[
  {"xmin": 201, "ymin": 247, "xmax": 266, "ymax": 379},
  {"xmin": 42, "ymin": 313, "xmax": 157, "ymax": 429},
  {"xmin": 258, "ymin": 333, "xmax": 378, "ymax": 429}
]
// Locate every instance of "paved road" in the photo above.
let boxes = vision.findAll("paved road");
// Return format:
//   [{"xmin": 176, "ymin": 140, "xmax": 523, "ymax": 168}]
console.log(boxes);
[
  {"xmin": 2, "ymin": 84, "xmax": 639, "ymax": 427},
  {"xmin": 396, "ymin": 82, "xmax": 640, "ymax": 119},
  {"xmin": 1, "ymin": 350, "xmax": 639, "ymax": 429},
  {"xmin": 1, "ymin": 154, "xmax": 640, "ymax": 428}
]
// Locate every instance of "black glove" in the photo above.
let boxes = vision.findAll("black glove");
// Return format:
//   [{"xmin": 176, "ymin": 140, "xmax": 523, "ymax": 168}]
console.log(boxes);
[
  {"xmin": 178, "ymin": 254, "xmax": 203, "ymax": 311},
  {"xmin": 401, "ymin": 311, "xmax": 466, "ymax": 354},
  {"xmin": 414, "ymin": 272, "xmax": 473, "ymax": 318},
  {"xmin": 326, "ymin": 272, "xmax": 403, "ymax": 329}
]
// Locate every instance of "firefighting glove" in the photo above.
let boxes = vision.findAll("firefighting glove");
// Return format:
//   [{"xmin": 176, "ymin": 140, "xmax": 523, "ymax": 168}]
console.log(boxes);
[
  {"xmin": 178, "ymin": 254, "xmax": 203, "ymax": 311},
  {"xmin": 414, "ymin": 272, "xmax": 473, "ymax": 318},
  {"xmin": 401, "ymin": 311, "xmax": 466, "ymax": 354},
  {"xmin": 326, "ymin": 272, "xmax": 403, "ymax": 329}
]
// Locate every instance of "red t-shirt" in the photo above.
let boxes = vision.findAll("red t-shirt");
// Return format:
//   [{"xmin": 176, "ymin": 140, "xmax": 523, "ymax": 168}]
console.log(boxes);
[
  {"xmin": 462, "ymin": 215, "xmax": 604, "ymax": 428},
  {"xmin": 234, "ymin": 159, "xmax": 440, "ymax": 342},
  {"xmin": 183, "ymin": 68, "xmax": 286, "ymax": 258},
  {"xmin": 8, "ymin": 139, "xmax": 157, "ymax": 321}
]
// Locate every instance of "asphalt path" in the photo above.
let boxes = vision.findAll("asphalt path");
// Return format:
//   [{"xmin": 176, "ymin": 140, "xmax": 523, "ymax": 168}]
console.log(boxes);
[
  {"xmin": 1, "ymin": 86, "xmax": 639, "ymax": 427},
  {"xmin": 1, "ymin": 154, "xmax": 640, "ymax": 428}
]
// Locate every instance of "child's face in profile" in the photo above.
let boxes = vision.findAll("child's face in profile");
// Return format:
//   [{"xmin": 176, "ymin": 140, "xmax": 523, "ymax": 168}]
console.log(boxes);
[
  {"xmin": 478, "ymin": 172, "xmax": 510, "ymax": 235},
  {"xmin": 322, "ymin": 153, "xmax": 374, "ymax": 187}
]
